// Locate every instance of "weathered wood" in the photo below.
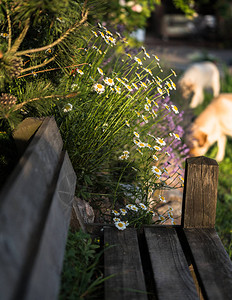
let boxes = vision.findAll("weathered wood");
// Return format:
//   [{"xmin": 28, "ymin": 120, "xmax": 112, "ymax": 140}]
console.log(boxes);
[
  {"xmin": 182, "ymin": 156, "xmax": 219, "ymax": 228},
  {"xmin": 24, "ymin": 151, "xmax": 76, "ymax": 300},
  {"xmin": 13, "ymin": 117, "xmax": 43, "ymax": 155},
  {"xmin": 0, "ymin": 117, "xmax": 63, "ymax": 300},
  {"xmin": 144, "ymin": 227, "xmax": 199, "ymax": 300},
  {"xmin": 184, "ymin": 228, "xmax": 232, "ymax": 300},
  {"xmin": 104, "ymin": 227, "xmax": 148, "ymax": 300}
]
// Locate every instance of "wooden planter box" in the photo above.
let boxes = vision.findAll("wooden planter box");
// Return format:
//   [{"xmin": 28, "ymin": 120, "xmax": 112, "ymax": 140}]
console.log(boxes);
[{"xmin": 0, "ymin": 117, "xmax": 76, "ymax": 300}]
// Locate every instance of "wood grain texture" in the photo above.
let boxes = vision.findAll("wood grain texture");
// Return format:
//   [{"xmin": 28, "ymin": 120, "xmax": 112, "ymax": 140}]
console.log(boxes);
[
  {"xmin": 24, "ymin": 151, "xmax": 76, "ymax": 300},
  {"xmin": 104, "ymin": 227, "xmax": 148, "ymax": 300},
  {"xmin": 184, "ymin": 228, "xmax": 232, "ymax": 300},
  {"xmin": 0, "ymin": 117, "xmax": 63, "ymax": 300},
  {"xmin": 13, "ymin": 117, "xmax": 43, "ymax": 155},
  {"xmin": 182, "ymin": 156, "xmax": 219, "ymax": 228},
  {"xmin": 144, "ymin": 227, "xmax": 199, "ymax": 300}
]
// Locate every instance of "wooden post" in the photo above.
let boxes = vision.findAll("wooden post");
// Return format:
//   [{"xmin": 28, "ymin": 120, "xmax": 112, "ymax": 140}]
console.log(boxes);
[{"xmin": 181, "ymin": 156, "xmax": 219, "ymax": 228}]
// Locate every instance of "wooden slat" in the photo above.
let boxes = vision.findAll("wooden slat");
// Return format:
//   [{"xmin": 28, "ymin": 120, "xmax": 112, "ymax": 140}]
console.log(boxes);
[
  {"xmin": 144, "ymin": 227, "xmax": 199, "ymax": 300},
  {"xmin": 0, "ymin": 117, "xmax": 63, "ymax": 300},
  {"xmin": 184, "ymin": 228, "xmax": 232, "ymax": 300},
  {"xmin": 104, "ymin": 227, "xmax": 148, "ymax": 300},
  {"xmin": 24, "ymin": 151, "xmax": 76, "ymax": 300},
  {"xmin": 182, "ymin": 156, "xmax": 218, "ymax": 228}
]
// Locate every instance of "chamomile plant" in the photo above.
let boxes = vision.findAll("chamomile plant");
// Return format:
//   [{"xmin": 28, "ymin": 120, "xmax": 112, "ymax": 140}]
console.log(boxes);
[{"xmin": 56, "ymin": 23, "xmax": 186, "ymax": 227}]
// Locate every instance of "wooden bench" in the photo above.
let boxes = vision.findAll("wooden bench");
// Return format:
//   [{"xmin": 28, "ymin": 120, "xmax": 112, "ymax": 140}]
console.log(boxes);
[
  {"xmin": 1, "ymin": 117, "xmax": 232, "ymax": 300},
  {"xmin": 103, "ymin": 157, "xmax": 232, "ymax": 300},
  {"xmin": 0, "ymin": 117, "xmax": 76, "ymax": 300}
]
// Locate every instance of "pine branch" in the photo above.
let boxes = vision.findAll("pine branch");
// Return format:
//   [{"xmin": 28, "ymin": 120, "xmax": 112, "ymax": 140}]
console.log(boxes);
[
  {"xmin": 20, "ymin": 55, "xmax": 57, "ymax": 73},
  {"xmin": 15, "ymin": 9, "xmax": 89, "ymax": 57},
  {"xmin": 17, "ymin": 63, "xmax": 88, "ymax": 78},
  {"xmin": 5, "ymin": 1, "xmax": 12, "ymax": 50},
  {"xmin": 8, "ymin": 18, "xmax": 30, "ymax": 54},
  {"xmin": 12, "ymin": 92, "xmax": 79, "ymax": 112}
]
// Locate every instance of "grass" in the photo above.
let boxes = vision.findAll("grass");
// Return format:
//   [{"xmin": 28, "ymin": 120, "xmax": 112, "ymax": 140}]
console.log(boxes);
[{"xmin": 59, "ymin": 230, "xmax": 107, "ymax": 300}]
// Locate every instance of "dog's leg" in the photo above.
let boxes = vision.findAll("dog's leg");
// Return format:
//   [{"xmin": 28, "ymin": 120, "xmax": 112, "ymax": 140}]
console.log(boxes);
[
  {"xmin": 212, "ymin": 74, "xmax": 220, "ymax": 97},
  {"xmin": 216, "ymin": 134, "xmax": 227, "ymax": 162},
  {"xmin": 190, "ymin": 89, "xmax": 204, "ymax": 108}
]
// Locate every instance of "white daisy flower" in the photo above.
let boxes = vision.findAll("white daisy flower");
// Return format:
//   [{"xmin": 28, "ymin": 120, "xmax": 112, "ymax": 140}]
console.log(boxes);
[
  {"xmin": 115, "ymin": 86, "xmax": 121, "ymax": 94},
  {"xmin": 127, "ymin": 53, "xmax": 132, "ymax": 59},
  {"xmin": 125, "ymin": 84, "xmax": 133, "ymax": 92},
  {"xmin": 139, "ymin": 203, "xmax": 148, "ymax": 210},
  {"xmin": 132, "ymin": 83, "xmax": 139, "ymax": 90},
  {"xmin": 123, "ymin": 150, "xmax": 129, "ymax": 155},
  {"xmin": 63, "ymin": 103, "xmax": 73, "ymax": 112},
  {"xmin": 119, "ymin": 154, "xmax": 129, "ymax": 160},
  {"xmin": 130, "ymin": 205, "xmax": 138, "ymax": 212},
  {"xmin": 138, "ymin": 141, "xmax": 146, "ymax": 148},
  {"xmin": 173, "ymin": 133, "xmax": 181, "ymax": 140},
  {"xmin": 134, "ymin": 131, "xmax": 140, "ymax": 139},
  {"xmin": 171, "ymin": 69, "xmax": 177, "ymax": 77},
  {"xmin": 171, "ymin": 104, "xmax": 179, "ymax": 114},
  {"xmin": 159, "ymin": 195, "xmax": 166, "ymax": 202},
  {"xmin": 140, "ymin": 82, "xmax": 147, "ymax": 89},
  {"xmin": 164, "ymin": 104, "xmax": 171, "ymax": 111},
  {"xmin": 146, "ymin": 97, "xmax": 152, "ymax": 106},
  {"xmin": 76, "ymin": 68, "xmax": 84, "ymax": 75},
  {"xmin": 152, "ymin": 54, "xmax": 160, "ymax": 61},
  {"xmin": 151, "ymin": 166, "xmax": 162, "ymax": 176},
  {"xmin": 113, "ymin": 217, "xmax": 121, "ymax": 222},
  {"xmin": 154, "ymin": 101, "xmax": 159, "ymax": 108},
  {"xmin": 106, "ymin": 35, "xmax": 116, "ymax": 45},
  {"xmin": 97, "ymin": 67, "xmax": 104, "ymax": 75},
  {"xmin": 136, "ymin": 149, "xmax": 143, "ymax": 155},
  {"xmin": 104, "ymin": 77, "xmax": 115, "ymax": 86},
  {"xmin": 112, "ymin": 210, "xmax": 120, "ymax": 216},
  {"xmin": 151, "ymin": 109, "xmax": 157, "ymax": 117},
  {"xmin": 159, "ymin": 215, "xmax": 166, "ymax": 222},
  {"xmin": 125, "ymin": 120, "xmax": 130, "ymax": 127},
  {"xmin": 152, "ymin": 154, "xmax": 158, "ymax": 161},
  {"xmin": 179, "ymin": 176, "xmax": 184, "ymax": 183},
  {"xmin": 92, "ymin": 30, "xmax": 98, "ymax": 37},
  {"xmin": 165, "ymin": 151, "xmax": 171, "ymax": 157},
  {"xmin": 144, "ymin": 51, "xmax": 150, "ymax": 58},
  {"xmin": 134, "ymin": 57, "xmax": 142, "ymax": 65},
  {"xmin": 120, "ymin": 208, "xmax": 127, "ymax": 215},
  {"xmin": 135, "ymin": 74, "xmax": 141, "ymax": 81},
  {"xmin": 142, "ymin": 115, "xmax": 148, "ymax": 123},
  {"xmin": 115, "ymin": 221, "xmax": 127, "ymax": 230},
  {"xmin": 99, "ymin": 31, "xmax": 105, "ymax": 38},
  {"xmin": 126, "ymin": 204, "xmax": 133, "ymax": 210},
  {"xmin": 155, "ymin": 137, "xmax": 166, "ymax": 146},
  {"xmin": 93, "ymin": 83, "xmax": 105, "ymax": 94},
  {"xmin": 144, "ymin": 104, "xmax": 149, "ymax": 111},
  {"xmin": 154, "ymin": 145, "xmax": 161, "ymax": 151},
  {"xmin": 157, "ymin": 87, "xmax": 163, "ymax": 95}
]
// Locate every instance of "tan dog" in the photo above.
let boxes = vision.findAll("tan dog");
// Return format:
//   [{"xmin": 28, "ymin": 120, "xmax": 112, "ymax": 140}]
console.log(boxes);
[
  {"xmin": 178, "ymin": 61, "xmax": 220, "ymax": 108},
  {"xmin": 188, "ymin": 93, "xmax": 232, "ymax": 162}
]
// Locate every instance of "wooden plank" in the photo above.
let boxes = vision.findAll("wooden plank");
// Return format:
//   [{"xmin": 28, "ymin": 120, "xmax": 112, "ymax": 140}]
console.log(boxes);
[
  {"xmin": 184, "ymin": 228, "xmax": 232, "ymax": 300},
  {"xmin": 144, "ymin": 227, "xmax": 199, "ymax": 300},
  {"xmin": 13, "ymin": 117, "xmax": 43, "ymax": 155},
  {"xmin": 104, "ymin": 227, "xmax": 148, "ymax": 300},
  {"xmin": 0, "ymin": 117, "xmax": 63, "ymax": 300},
  {"xmin": 182, "ymin": 156, "xmax": 218, "ymax": 228},
  {"xmin": 24, "ymin": 151, "xmax": 76, "ymax": 300}
]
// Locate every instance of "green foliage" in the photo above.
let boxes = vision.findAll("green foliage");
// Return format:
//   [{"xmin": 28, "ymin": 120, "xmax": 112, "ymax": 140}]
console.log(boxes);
[{"xmin": 59, "ymin": 230, "xmax": 106, "ymax": 299}]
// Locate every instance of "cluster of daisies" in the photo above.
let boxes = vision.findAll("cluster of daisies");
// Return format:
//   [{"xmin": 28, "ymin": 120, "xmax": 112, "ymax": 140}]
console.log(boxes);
[
  {"xmin": 112, "ymin": 196, "xmax": 176, "ymax": 230},
  {"xmin": 62, "ymin": 24, "xmax": 184, "ymax": 228}
]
